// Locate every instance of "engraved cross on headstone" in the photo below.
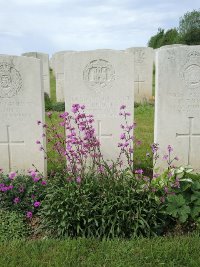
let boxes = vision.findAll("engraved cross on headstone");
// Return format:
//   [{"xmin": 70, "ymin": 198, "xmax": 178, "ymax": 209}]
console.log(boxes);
[
  {"xmin": 176, "ymin": 117, "xmax": 200, "ymax": 165},
  {"xmin": 0, "ymin": 125, "xmax": 25, "ymax": 171},
  {"xmin": 134, "ymin": 75, "xmax": 145, "ymax": 94},
  {"xmin": 96, "ymin": 120, "xmax": 112, "ymax": 143}
]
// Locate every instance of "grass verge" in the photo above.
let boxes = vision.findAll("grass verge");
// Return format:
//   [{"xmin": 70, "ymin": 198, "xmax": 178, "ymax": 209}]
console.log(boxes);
[{"xmin": 0, "ymin": 235, "xmax": 200, "ymax": 267}]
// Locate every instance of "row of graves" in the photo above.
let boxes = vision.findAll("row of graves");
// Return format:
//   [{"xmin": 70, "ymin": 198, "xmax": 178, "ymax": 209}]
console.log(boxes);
[
  {"xmin": 51, "ymin": 48, "xmax": 154, "ymax": 103},
  {"xmin": 0, "ymin": 45, "xmax": 199, "ymax": 175}
]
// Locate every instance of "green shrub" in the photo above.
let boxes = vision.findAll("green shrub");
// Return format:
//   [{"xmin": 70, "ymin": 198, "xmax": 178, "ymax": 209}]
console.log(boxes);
[
  {"xmin": 44, "ymin": 92, "xmax": 52, "ymax": 111},
  {"xmin": 52, "ymin": 102, "xmax": 65, "ymax": 112},
  {"xmin": 164, "ymin": 171, "xmax": 200, "ymax": 227},
  {"xmin": 39, "ymin": 173, "xmax": 164, "ymax": 239},
  {"xmin": 0, "ymin": 210, "xmax": 28, "ymax": 242},
  {"xmin": 0, "ymin": 172, "xmax": 47, "ymax": 216}
]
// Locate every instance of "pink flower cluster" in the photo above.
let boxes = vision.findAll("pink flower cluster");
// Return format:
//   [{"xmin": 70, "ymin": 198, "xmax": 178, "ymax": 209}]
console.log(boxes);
[
  {"xmin": 0, "ymin": 168, "xmax": 46, "ymax": 220},
  {"xmin": 118, "ymin": 105, "xmax": 135, "ymax": 168},
  {"xmin": 38, "ymin": 104, "xmax": 102, "ymax": 178},
  {"xmin": 37, "ymin": 104, "xmax": 138, "ymax": 179},
  {"xmin": 64, "ymin": 104, "xmax": 101, "ymax": 176},
  {"xmin": 0, "ymin": 183, "xmax": 13, "ymax": 192},
  {"xmin": 28, "ymin": 169, "xmax": 47, "ymax": 185}
]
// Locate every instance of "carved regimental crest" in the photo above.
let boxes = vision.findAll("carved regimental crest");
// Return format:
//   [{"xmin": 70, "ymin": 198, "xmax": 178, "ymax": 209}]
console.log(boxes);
[
  {"xmin": 83, "ymin": 59, "xmax": 115, "ymax": 92},
  {"xmin": 181, "ymin": 51, "xmax": 200, "ymax": 90},
  {"xmin": 0, "ymin": 62, "xmax": 22, "ymax": 98},
  {"xmin": 134, "ymin": 49, "xmax": 145, "ymax": 64}
]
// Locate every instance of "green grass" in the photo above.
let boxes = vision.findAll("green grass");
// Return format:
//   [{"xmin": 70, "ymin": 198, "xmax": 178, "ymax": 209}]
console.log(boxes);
[
  {"xmin": 45, "ymin": 112, "xmax": 65, "ymax": 172},
  {"xmin": 1, "ymin": 235, "xmax": 200, "ymax": 266},
  {"xmin": 134, "ymin": 104, "xmax": 154, "ymax": 172},
  {"xmin": 50, "ymin": 69, "xmax": 56, "ymax": 103}
]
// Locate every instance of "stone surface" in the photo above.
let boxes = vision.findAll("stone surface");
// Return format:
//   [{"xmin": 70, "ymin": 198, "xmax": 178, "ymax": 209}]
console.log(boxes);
[
  {"xmin": 22, "ymin": 52, "xmax": 50, "ymax": 96},
  {"xmin": 0, "ymin": 55, "xmax": 46, "ymax": 174},
  {"xmin": 64, "ymin": 49, "xmax": 134, "ymax": 161},
  {"xmin": 155, "ymin": 46, "xmax": 200, "ymax": 172},
  {"xmin": 126, "ymin": 47, "xmax": 154, "ymax": 103},
  {"xmin": 52, "ymin": 51, "xmax": 74, "ymax": 102},
  {"xmin": 159, "ymin": 44, "xmax": 187, "ymax": 50}
]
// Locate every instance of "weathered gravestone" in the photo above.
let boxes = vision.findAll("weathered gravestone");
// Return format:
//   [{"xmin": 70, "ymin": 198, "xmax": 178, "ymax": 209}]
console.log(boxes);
[
  {"xmin": 126, "ymin": 47, "xmax": 154, "ymax": 103},
  {"xmin": 155, "ymin": 46, "xmax": 200, "ymax": 172},
  {"xmin": 64, "ymin": 49, "xmax": 134, "ymax": 161},
  {"xmin": 22, "ymin": 52, "xmax": 50, "ymax": 96},
  {"xmin": 159, "ymin": 44, "xmax": 187, "ymax": 50},
  {"xmin": 52, "ymin": 51, "xmax": 74, "ymax": 102},
  {"xmin": 0, "ymin": 55, "xmax": 46, "ymax": 174}
]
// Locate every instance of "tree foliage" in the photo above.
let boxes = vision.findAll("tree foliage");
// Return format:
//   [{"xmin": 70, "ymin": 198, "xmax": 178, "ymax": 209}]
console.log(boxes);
[
  {"xmin": 148, "ymin": 28, "xmax": 180, "ymax": 49},
  {"xmin": 148, "ymin": 28, "xmax": 164, "ymax": 49},
  {"xmin": 148, "ymin": 9, "xmax": 200, "ymax": 48},
  {"xmin": 179, "ymin": 9, "xmax": 200, "ymax": 37},
  {"xmin": 183, "ymin": 28, "xmax": 200, "ymax": 45}
]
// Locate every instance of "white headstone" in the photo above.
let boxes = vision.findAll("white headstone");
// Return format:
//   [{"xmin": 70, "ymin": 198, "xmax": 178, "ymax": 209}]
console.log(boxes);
[
  {"xmin": 155, "ymin": 46, "xmax": 200, "ymax": 172},
  {"xmin": 0, "ymin": 55, "xmax": 46, "ymax": 174},
  {"xmin": 64, "ymin": 49, "xmax": 134, "ymax": 161},
  {"xmin": 126, "ymin": 47, "xmax": 154, "ymax": 103},
  {"xmin": 22, "ymin": 52, "xmax": 50, "ymax": 96},
  {"xmin": 52, "ymin": 51, "xmax": 74, "ymax": 102},
  {"xmin": 159, "ymin": 44, "xmax": 187, "ymax": 50}
]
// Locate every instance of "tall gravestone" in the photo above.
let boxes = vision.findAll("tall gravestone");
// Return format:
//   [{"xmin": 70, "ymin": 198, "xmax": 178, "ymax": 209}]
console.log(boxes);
[
  {"xmin": 155, "ymin": 46, "xmax": 200, "ymax": 172},
  {"xmin": 64, "ymin": 49, "xmax": 134, "ymax": 161},
  {"xmin": 22, "ymin": 52, "xmax": 50, "ymax": 96},
  {"xmin": 52, "ymin": 51, "xmax": 74, "ymax": 102},
  {"xmin": 126, "ymin": 47, "xmax": 154, "ymax": 103},
  {"xmin": 0, "ymin": 55, "xmax": 46, "ymax": 174}
]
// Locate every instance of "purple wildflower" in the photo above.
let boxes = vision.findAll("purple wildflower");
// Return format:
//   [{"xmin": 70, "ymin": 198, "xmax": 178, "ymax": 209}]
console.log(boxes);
[
  {"xmin": 34, "ymin": 201, "xmax": 41, "ymax": 208},
  {"xmin": 26, "ymin": 211, "xmax": 33, "ymax": 219},
  {"xmin": 9, "ymin": 172, "xmax": 17, "ymax": 180}
]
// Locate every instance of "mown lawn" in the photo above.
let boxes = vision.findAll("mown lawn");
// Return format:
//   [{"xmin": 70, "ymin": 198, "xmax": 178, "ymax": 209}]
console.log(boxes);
[
  {"xmin": 1, "ymin": 236, "xmax": 200, "ymax": 267},
  {"xmin": 134, "ymin": 104, "xmax": 154, "ymax": 171}
]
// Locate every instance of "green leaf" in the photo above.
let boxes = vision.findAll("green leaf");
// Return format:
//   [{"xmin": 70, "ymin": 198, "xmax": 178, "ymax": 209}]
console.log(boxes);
[{"xmin": 191, "ymin": 206, "xmax": 200, "ymax": 219}]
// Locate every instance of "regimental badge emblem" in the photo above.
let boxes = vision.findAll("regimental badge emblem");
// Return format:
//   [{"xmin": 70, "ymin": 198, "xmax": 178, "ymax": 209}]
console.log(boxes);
[
  {"xmin": 0, "ymin": 62, "xmax": 22, "ymax": 98},
  {"xmin": 181, "ymin": 51, "xmax": 200, "ymax": 90},
  {"xmin": 83, "ymin": 59, "xmax": 115, "ymax": 92},
  {"xmin": 134, "ymin": 49, "xmax": 145, "ymax": 64}
]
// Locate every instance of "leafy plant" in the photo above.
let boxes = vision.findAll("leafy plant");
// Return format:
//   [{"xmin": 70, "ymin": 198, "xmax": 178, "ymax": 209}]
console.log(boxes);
[
  {"xmin": 166, "ymin": 194, "xmax": 190, "ymax": 223},
  {"xmin": 0, "ymin": 209, "xmax": 29, "ymax": 242},
  {"xmin": 0, "ymin": 171, "xmax": 47, "ymax": 217},
  {"xmin": 39, "ymin": 173, "xmax": 164, "ymax": 239},
  {"xmin": 164, "ymin": 170, "xmax": 200, "ymax": 226}
]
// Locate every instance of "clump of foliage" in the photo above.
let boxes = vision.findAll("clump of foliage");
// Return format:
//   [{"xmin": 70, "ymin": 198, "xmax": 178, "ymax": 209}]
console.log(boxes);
[
  {"xmin": 148, "ymin": 28, "xmax": 180, "ymax": 49},
  {"xmin": 51, "ymin": 102, "xmax": 65, "ymax": 112},
  {"xmin": 39, "ymin": 173, "xmax": 165, "ymax": 238},
  {"xmin": 163, "ymin": 169, "xmax": 200, "ymax": 230},
  {"xmin": 0, "ymin": 209, "xmax": 29, "ymax": 242},
  {"xmin": 44, "ymin": 92, "xmax": 52, "ymax": 111},
  {"xmin": 0, "ymin": 170, "xmax": 47, "ymax": 218},
  {"xmin": 44, "ymin": 93, "xmax": 65, "ymax": 112}
]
